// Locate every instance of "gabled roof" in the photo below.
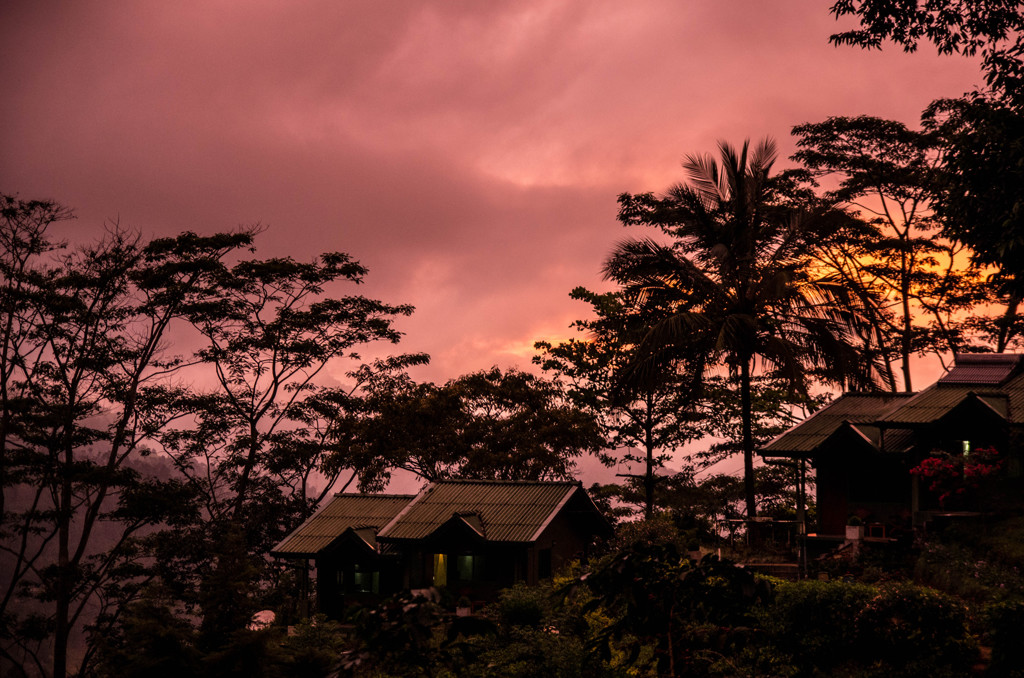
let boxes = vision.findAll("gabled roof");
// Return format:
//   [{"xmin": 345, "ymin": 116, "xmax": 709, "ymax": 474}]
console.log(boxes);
[
  {"xmin": 271, "ymin": 480, "xmax": 609, "ymax": 558},
  {"xmin": 938, "ymin": 353, "xmax": 1023, "ymax": 385},
  {"xmin": 271, "ymin": 494, "xmax": 414, "ymax": 557},
  {"xmin": 760, "ymin": 392, "xmax": 915, "ymax": 457},
  {"xmin": 759, "ymin": 355, "xmax": 1024, "ymax": 460},
  {"xmin": 378, "ymin": 479, "xmax": 596, "ymax": 543},
  {"xmin": 877, "ymin": 386, "xmax": 1014, "ymax": 426},
  {"xmin": 879, "ymin": 354, "xmax": 1024, "ymax": 426}
]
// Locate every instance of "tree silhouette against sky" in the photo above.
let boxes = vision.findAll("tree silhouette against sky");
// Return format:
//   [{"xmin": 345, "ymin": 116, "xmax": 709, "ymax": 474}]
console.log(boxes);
[{"xmin": 605, "ymin": 138, "xmax": 869, "ymax": 518}]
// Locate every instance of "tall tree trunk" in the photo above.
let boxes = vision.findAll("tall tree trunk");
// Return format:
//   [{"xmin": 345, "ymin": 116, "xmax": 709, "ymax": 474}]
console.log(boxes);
[
  {"xmin": 644, "ymin": 392, "xmax": 654, "ymax": 519},
  {"xmin": 996, "ymin": 293, "xmax": 1020, "ymax": 352},
  {"xmin": 740, "ymin": 358, "xmax": 756, "ymax": 519},
  {"xmin": 644, "ymin": 437, "xmax": 654, "ymax": 520},
  {"xmin": 54, "ymin": 449, "xmax": 72, "ymax": 678},
  {"xmin": 231, "ymin": 421, "xmax": 261, "ymax": 519},
  {"xmin": 900, "ymin": 238, "xmax": 914, "ymax": 392}
]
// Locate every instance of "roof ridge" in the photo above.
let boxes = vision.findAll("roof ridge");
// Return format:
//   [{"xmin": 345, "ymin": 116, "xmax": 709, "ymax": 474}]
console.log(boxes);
[
  {"xmin": 953, "ymin": 352, "xmax": 1023, "ymax": 362},
  {"xmin": 840, "ymin": 391, "xmax": 916, "ymax": 398},
  {"xmin": 432, "ymin": 478, "xmax": 581, "ymax": 485},
  {"xmin": 377, "ymin": 482, "xmax": 435, "ymax": 539},
  {"xmin": 332, "ymin": 492, "xmax": 417, "ymax": 498}
]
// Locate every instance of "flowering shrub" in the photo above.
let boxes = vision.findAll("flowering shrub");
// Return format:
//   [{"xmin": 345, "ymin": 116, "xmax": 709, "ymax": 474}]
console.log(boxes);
[{"xmin": 910, "ymin": 446, "xmax": 1003, "ymax": 507}]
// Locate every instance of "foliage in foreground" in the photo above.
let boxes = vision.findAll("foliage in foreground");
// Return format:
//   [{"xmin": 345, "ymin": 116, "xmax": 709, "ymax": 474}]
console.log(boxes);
[
  {"xmin": 760, "ymin": 580, "xmax": 976, "ymax": 678},
  {"xmin": 334, "ymin": 536, "xmax": 983, "ymax": 678},
  {"xmin": 85, "ymin": 514, "xmax": 1013, "ymax": 678}
]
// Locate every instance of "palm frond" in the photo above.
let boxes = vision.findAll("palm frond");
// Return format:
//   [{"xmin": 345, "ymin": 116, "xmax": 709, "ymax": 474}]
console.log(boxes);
[
  {"xmin": 603, "ymin": 238, "xmax": 729, "ymax": 309},
  {"xmin": 750, "ymin": 137, "xmax": 779, "ymax": 176},
  {"xmin": 683, "ymin": 152, "xmax": 728, "ymax": 203},
  {"xmin": 614, "ymin": 137, "xmax": 886, "ymax": 398}
]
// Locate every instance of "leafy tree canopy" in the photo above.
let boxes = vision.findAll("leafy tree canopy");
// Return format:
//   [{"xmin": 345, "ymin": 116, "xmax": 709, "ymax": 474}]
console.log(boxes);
[
  {"xmin": 792, "ymin": 115, "xmax": 990, "ymax": 384},
  {"xmin": 829, "ymin": 0, "xmax": 1024, "ymax": 101},
  {"xmin": 924, "ymin": 93, "xmax": 1024, "ymax": 297},
  {"xmin": 607, "ymin": 138, "xmax": 871, "ymax": 517},
  {"xmin": 360, "ymin": 367, "xmax": 606, "ymax": 483},
  {"xmin": 535, "ymin": 287, "xmax": 704, "ymax": 517}
]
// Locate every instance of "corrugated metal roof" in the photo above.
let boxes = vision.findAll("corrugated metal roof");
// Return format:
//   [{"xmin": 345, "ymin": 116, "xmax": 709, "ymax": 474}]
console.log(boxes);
[
  {"xmin": 978, "ymin": 395, "xmax": 1010, "ymax": 418},
  {"xmin": 880, "ymin": 428, "xmax": 916, "ymax": 453},
  {"xmin": 271, "ymin": 494, "xmax": 414, "ymax": 556},
  {"xmin": 939, "ymin": 353, "xmax": 1023, "ymax": 385},
  {"xmin": 880, "ymin": 386, "xmax": 1016, "ymax": 425},
  {"xmin": 760, "ymin": 354, "xmax": 1024, "ymax": 459},
  {"xmin": 879, "ymin": 385, "xmax": 975, "ymax": 424},
  {"xmin": 760, "ymin": 392, "xmax": 915, "ymax": 455},
  {"xmin": 378, "ymin": 480, "xmax": 581, "ymax": 543},
  {"xmin": 879, "ymin": 354, "xmax": 1024, "ymax": 425}
]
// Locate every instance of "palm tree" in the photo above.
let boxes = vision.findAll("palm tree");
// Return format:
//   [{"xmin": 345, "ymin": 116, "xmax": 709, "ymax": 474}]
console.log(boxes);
[{"xmin": 606, "ymin": 138, "xmax": 872, "ymax": 518}]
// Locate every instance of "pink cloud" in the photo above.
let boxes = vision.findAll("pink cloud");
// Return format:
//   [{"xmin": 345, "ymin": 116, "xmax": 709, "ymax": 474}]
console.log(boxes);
[{"xmin": 1, "ymin": 0, "xmax": 984, "ymax": 395}]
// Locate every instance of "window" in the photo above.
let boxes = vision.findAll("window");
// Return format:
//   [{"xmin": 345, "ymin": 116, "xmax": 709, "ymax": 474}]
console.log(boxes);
[
  {"xmin": 456, "ymin": 554, "xmax": 481, "ymax": 581},
  {"xmin": 352, "ymin": 563, "xmax": 379, "ymax": 594},
  {"xmin": 432, "ymin": 553, "xmax": 447, "ymax": 588}
]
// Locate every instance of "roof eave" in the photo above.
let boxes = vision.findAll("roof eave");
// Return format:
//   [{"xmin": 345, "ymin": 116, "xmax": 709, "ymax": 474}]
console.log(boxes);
[
  {"xmin": 269, "ymin": 550, "xmax": 319, "ymax": 559},
  {"xmin": 758, "ymin": 449, "xmax": 815, "ymax": 459}
]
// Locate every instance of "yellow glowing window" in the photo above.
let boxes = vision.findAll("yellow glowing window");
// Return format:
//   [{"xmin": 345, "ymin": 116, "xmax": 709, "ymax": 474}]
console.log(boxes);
[{"xmin": 432, "ymin": 553, "xmax": 447, "ymax": 588}]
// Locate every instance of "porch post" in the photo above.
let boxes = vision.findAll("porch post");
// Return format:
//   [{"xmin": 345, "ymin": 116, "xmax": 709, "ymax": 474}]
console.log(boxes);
[
  {"xmin": 798, "ymin": 459, "xmax": 807, "ymax": 579},
  {"xmin": 299, "ymin": 560, "xmax": 310, "ymax": 619}
]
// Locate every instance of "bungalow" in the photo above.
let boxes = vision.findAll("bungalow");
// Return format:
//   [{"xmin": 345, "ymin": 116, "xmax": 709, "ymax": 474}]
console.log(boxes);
[
  {"xmin": 271, "ymin": 479, "xmax": 610, "ymax": 617},
  {"xmin": 760, "ymin": 353, "xmax": 1024, "ymax": 540}
]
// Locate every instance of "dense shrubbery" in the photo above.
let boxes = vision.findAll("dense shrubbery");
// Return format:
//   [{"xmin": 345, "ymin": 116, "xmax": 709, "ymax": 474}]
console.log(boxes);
[
  {"xmin": 90, "ymin": 504, "xmax": 1024, "ymax": 678},
  {"xmin": 759, "ymin": 579, "xmax": 875, "ymax": 673},
  {"xmin": 912, "ymin": 516, "xmax": 1024, "ymax": 605},
  {"xmin": 749, "ymin": 580, "xmax": 976, "ymax": 677},
  {"xmin": 856, "ymin": 583, "xmax": 976, "ymax": 677},
  {"xmin": 393, "ymin": 580, "xmax": 976, "ymax": 677},
  {"xmin": 755, "ymin": 580, "xmax": 976, "ymax": 678},
  {"xmin": 95, "ymin": 536, "xmax": 999, "ymax": 678},
  {"xmin": 97, "ymin": 606, "xmax": 349, "ymax": 678},
  {"xmin": 986, "ymin": 600, "xmax": 1024, "ymax": 678},
  {"xmin": 321, "ymin": 520, "xmax": 999, "ymax": 677}
]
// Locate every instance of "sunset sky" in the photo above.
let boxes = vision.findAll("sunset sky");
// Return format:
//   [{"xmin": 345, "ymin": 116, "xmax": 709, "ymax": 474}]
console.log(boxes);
[{"xmin": 2, "ymin": 1, "xmax": 982, "ymax": 399}]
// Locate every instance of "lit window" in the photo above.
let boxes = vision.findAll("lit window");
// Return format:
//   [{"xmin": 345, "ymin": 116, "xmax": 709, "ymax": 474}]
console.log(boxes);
[
  {"xmin": 432, "ymin": 553, "xmax": 447, "ymax": 588},
  {"xmin": 962, "ymin": 440, "xmax": 971, "ymax": 456}
]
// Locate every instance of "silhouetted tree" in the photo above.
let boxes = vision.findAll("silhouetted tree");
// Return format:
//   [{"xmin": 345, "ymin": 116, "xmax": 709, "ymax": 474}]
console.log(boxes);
[
  {"xmin": 359, "ymin": 367, "xmax": 606, "ymax": 483},
  {"xmin": 0, "ymin": 195, "xmax": 253, "ymax": 678},
  {"xmin": 829, "ymin": 0, "xmax": 1024, "ymax": 101},
  {"xmin": 792, "ymin": 115, "xmax": 989, "ymax": 384},
  {"xmin": 607, "ymin": 139, "xmax": 868, "ymax": 517},
  {"xmin": 1, "ymin": 194, "xmax": 425, "ymax": 676},
  {"xmin": 153, "ymin": 248, "xmax": 423, "ymax": 646},
  {"xmin": 924, "ymin": 94, "xmax": 1024, "ymax": 322},
  {"xmin": 825, "ymin": 0, "xmax": 1024, "ymax": 348},
  {"xmin": 535, "ymin": 287, "xmax": 703, "ymax": 518}
]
